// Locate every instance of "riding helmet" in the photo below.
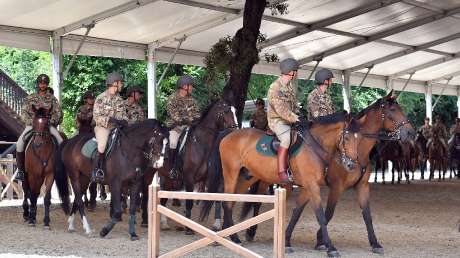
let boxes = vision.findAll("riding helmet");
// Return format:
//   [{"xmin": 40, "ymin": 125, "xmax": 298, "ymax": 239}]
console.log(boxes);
[
  {"xmin": 280, "ymin": 58, "xmax": 299, "ymax": 75},
  {"xmin": 106, "ymin": 72, "xmax": 123, "ymax": 86},
  {"xmin": 315, "ymin": 68, "xmax": 334, "ymax": 85},
  {"xmin": 176, "ymin": 75, "xmax": 194, "ymax": 89},
  {"xmin": 36, "ymin": 74, "xmax": 50, "ymax": 85},
  {"xmin": 126, "ymin": 86, "xmax": 145, "ymax": 97},
  {"xmin": 83, "ymin": 90, "xmax": 95, "ymax": 100}
]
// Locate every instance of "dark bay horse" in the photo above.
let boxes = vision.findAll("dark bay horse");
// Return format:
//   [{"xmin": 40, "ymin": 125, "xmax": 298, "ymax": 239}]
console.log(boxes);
[
  {"xmin": 23, "ymin": 106, "xmax": 70, "ymax": 228},
  {"xmin": 57, "ymin": 119, "xmax": 169, "ymax": 239},
  {"xmin": 240, "ymin": 93, "xmax": 415, "ymax": 255},
  {"xmin": 415, "ymin": 132, "xmax": 428, "ymax": 179},
  {"xmin": 428, "ymin": 132, "xmax": 448, "ymax": 181},
  {"xmin": 449, "ymin": 132, "xmax": 460, "ymax": 178},
  {"xmin": 202, "ymin": 113, "xmax": 362, "ymax": 257},
  {"xmin": 158, "ymin": 100, "xmax": 238, "ymax": 234}
]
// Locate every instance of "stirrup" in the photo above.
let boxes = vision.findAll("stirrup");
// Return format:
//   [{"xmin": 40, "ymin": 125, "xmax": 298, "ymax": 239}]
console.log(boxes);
[
  {"xmin": 15, "ymin": 170, "xmax": 25, "ymax": 181},
  {"xmin": 169, "ymin": 168, "xmax": 178, "ymax": 180},
  {"xmin": 91, "ymin": 168, "xmax": 105, "ymax": 183}
]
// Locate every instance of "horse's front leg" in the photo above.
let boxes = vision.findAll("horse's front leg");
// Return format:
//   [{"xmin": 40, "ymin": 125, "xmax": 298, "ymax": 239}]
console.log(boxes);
[
  {"xmin": 355, "ymin": 179, "xmax": 383, "ymax": 254},
  {"xmin": 22, "ymin": 182, "xmax": 30, "ymax": 222},
  {"xmin": 184, "ymin": 180, "xmax": 195, "ymax": 235},
  {"xmin": 285, "ymin": 189, "xmax": 309, "ymax": 253},
  {"xmin": 128, "ymin": 179, "xmax": 142, "ymax": 240},
  {"xmin": 315, "ymin": 186, "xmax": 344, "ymax": 251},
  {"xmin": 100, "ymin": 181, "xmax": 122, "ymax": 238}
]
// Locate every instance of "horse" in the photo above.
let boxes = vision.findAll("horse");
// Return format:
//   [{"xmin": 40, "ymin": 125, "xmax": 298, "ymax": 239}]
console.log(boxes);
[
  {"xmin": 56, "ymin": 119, "xmax": 169, "ymax": 239},
  {"xmin": 428, "ymin": 132, "xmax": 448, "ymax": 181},
  {"xmin": 400, "ymin": 140, "xmax": 419, "ymax": 181},
  {"xmin": 375, "ymin": 140, "xmax": 406, "ymax": 184},
  {"xmin": 448, "ymin": 132, "xmax": 460, "ymax": 179},
  {"xmin": 154, "ymin": 99, "xmax": 238, "ymax": 234},
  {"xmin": 22, "ymin": 105, "xmax": 70, "ymax": 228},
  {"xmin": 238, "ymin": 92, "xmax": 415, "ymax": 255},
  {"xmin": 415, "ymin": 132, "xmax": 429, "ymax": 179},
  {"xmin": 202, "ymin": 112, "xmax": 362, "ymax": 257}
]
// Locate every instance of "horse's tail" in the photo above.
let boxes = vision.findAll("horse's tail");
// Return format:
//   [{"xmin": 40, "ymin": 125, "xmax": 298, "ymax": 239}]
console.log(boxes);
[
  {"xmin": 54, "ymin": 140, "xmax": 71, "ymax": 215},
  {"xmin": 239, "ymin": 180, "xmax": 261, "ymax": 220},
  {"xmin": 199, "ymin": 129, "xmax": 232, "ymax": 221}
]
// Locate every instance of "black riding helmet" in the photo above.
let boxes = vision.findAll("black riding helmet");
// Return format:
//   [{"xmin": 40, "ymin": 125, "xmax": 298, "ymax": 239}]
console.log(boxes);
[
  {"xmin": 176, "ymin": 75, "xmax": 194, "ymax": 89},
  {"xmin": 255, "ymin": 98, "xmax": 265, "ymax": 106},
  {"xmin": 315, "ymin": 68, "xmax": 334, "ymax": 85},
  {"xmin": 83, "ymin": 90, "xmax": 95, "ymax": 100},
  {"xmin": 280, "ymin": 58, "xmax": 299, "ymax": 75},
  {"xmin": 126, "ymin": 86, "xmax": 145, "ymax": 97},
  {"xmin": 36, "ymin": 74, "xmax": 50, "ymax": 86}
]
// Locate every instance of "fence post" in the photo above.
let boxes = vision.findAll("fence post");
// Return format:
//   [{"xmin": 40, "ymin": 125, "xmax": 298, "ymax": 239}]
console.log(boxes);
[
  {"xmin": 148, "ymin": 183, "xmax": 160, "ymax": 258},
  {"xmin": 274, "ymin": 188, "xmax": 286, "ymax": 258}
]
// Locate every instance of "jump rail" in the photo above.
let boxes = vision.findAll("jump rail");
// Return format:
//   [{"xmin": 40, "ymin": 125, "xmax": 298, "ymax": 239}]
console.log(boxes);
[
  {"xmin": 148, "ymin": 184, "xmax": 286, "ymax": 258},
  {"xmin": 0, "ymin": 153, "xmax": 22, "ymax": 201}
]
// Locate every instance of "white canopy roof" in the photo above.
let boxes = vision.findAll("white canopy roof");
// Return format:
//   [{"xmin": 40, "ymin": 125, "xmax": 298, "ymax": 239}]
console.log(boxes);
[{"xmin": 1, "ymin": 0, "xmax": 460, "ymax": 95}]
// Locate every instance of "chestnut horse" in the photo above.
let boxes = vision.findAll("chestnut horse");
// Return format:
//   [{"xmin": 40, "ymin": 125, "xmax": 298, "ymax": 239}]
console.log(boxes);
[
  {"xmin": 23, "ymin": 106, "xmax": 70, "ymax": 228},
  {"xmin": 428, "ymin": 132, "xmax": 448, "ymax": 181},
  {"xmin": 202, "ymin": 112, "xmax": 362, "ymax": 257}
]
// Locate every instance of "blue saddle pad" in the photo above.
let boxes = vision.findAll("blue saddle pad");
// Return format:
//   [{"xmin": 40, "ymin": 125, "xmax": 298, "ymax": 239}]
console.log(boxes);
[{"xmin": 255, "ymin": 134, "xmax": 302, "ymax": 158}]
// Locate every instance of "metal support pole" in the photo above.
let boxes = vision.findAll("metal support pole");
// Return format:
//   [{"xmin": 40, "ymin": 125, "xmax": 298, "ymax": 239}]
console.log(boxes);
[
  {"xmin": 51, "ymin": 32, "xmax": 63, "ymax": 102},
  {"xmin": 396, "ymin": 72, "xmax": 414, "ymax": 100},
  {"xmin": 305, "ymin": 59, "xmax": 321, "ymax": 82},
  {"xmin": 342, "ymin": 70, "xmax": 351, "ymax": 112},
  {"xmin": 457, "ymin": 86, "xmax": 460, "ymax": 118},
  {"xmin": 385, "ymin": 76, "xmax": 394, "ymax": 93},
  {"xmin": 147, "ymin": 43, "xmax": 157, "ymax": 119},
  {"xmin": 425, "ymin": 82, "xmax": 432, "ymax": 124},
  {"xmin": 357, "ymin": 65, "xmax": 373, "ymax": 88},
  {"xmin": 432, "ymin": 77, "xmax": 452, "ymax": 110},
  {"xmin": 156, "ymin": 36, "xmax": 186, "ymax": 86},
  {"xmin": 63, "ymin": 23, "xmax": 95, "ymax": 78}
]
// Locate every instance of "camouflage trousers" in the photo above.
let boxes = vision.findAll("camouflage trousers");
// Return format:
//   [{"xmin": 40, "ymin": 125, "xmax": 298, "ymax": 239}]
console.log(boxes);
[
  {"xmin": 269, "ymin": 123, "xmax": 291, "ymax": 148},
  {"xmin": 17, "ymin": 125, "xmax": 63, "ymax": 152}
]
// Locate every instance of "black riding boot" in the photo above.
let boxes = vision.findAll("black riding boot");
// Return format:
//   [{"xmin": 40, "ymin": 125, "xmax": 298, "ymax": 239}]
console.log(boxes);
[
  {"xmin": 15, "ymin": 151, "xmax": 26, "ymax": 181},
  {"xmin": 91, "ymin": 152, "xmax": 106, "ymax": 183},
  {"xmin": 169, "ymin": 148, "xmax": 178, "ymax": 179}
]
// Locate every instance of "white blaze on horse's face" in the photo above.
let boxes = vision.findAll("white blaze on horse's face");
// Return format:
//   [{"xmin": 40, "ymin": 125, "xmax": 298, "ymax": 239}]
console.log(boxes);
[
  {"xmin": 230, "ymin": 106, "xmax": 238, "ymax": 127},
  {"xmin": 153, "ymin": 138, "xmax": 168, "ymax": 168}
]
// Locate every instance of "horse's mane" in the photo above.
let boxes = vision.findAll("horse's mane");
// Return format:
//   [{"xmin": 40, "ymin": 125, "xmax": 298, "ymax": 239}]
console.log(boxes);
[
  {"xmin": 122, "ymin": 119, "xmax": 168, "ymax": 136},
  {"xmin": 347, "ymin": 119, "xmax": 360, "ymax": 133},
  {"xmin": 197, "ymin": 100, "xmax": 219, "ymax": 123},
  {"xmin": 311, "ymin": 111, "xmax": 349, "ymax": 125},
  {"xmin": 355, "ymin": 96, "xmax": 398, "ymax": 119}
]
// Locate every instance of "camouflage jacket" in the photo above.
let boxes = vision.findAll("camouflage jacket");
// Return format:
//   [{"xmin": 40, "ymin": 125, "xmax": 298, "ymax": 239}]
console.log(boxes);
[
  {"xmin": 307, "ymin": 87, "xmax": 335, "ymax": 120},
  {"xmin": 431, "ymin": 122, "xmax": 448, "ymax": 140},
  {"xmin": 165, "ymin": 92, "xmax": 200, "ymax": 128},
  {"xmin": 20, "ymin": 92, "xmax": 62, "ymax": 126},
  {"xmin": 126, "ymin": 102, "xmax": 146, "ymax": 124},
  {"xmin": 93, "ymin": 90, "xmax": 128, "ymax": 129},
  {"xmin": 75, "ymin": 104, "xmax": 95, "ymax": 129},
  {"xmin": 250, "ymin": 108, "xmax": 268, "ymax": 130},
  {"xmin": 449, "ymin": 124, "xmax": 460, "ymax": 135},
  {"xmin": 418, "ymin": 125, "xmax": 432, "ymax": 139},
  {"xmin": 267, "ymin": 77, "xmax": 299, "ymax": 128}
]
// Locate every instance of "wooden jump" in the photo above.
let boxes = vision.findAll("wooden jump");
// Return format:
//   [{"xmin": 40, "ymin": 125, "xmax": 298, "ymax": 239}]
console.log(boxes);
[
  {"xmin": 148, "ymin": 184, "xmax": 286, "ymax": 258},
  {"xmin": 0, "ymin": 154, "xmax": 22, "ymax": 201}
]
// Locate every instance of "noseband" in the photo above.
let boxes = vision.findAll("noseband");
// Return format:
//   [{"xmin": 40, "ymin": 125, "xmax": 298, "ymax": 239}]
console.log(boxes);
[{"xmin": 337, "ymin": 127, "xmax": 358, "ymax": 168}]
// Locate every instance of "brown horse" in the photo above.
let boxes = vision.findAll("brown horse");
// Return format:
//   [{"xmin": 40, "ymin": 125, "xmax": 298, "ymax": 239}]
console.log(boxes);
[
  {"xmin": 22, "ymin": 105, "xmax": 70, "ymax": 228},
  {"xmin": 415, "ymin": 132, "xmax": 429, "ymax": 179},
  {"xmin": 240, "ymin": 93, "xmax": 415, "ymax": 256},
  {"xmin": 428, "ymin": 132, "xmax": 448, "ymax": 181},
  {"xmin": 202, "ymin": 112, "xmax": 362, "ymax": 257}
]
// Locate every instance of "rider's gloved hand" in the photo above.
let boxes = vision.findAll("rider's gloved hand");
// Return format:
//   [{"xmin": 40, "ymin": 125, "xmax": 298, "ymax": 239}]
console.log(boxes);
[{"xmin": 109, "ymin": 117, "xmax": 128, "ymax": 128}]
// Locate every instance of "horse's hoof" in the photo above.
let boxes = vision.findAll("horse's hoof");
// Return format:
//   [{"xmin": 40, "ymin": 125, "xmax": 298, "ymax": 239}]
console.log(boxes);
[
  {"xmin": 100, "ymin": 228, "xmax": 109, "ymax": 238},
  {"xmin": 141, "ymin": 222, "xmax": 148, "ymax": 228},
  {"xmin": 185, "ymin": 228, "xmax": 195, "ymax": 235},
  {"xmin": 130, "ymin": 234, "xmax": 139, "ymax": 241},
  {"xmin": 175, "ymin": 226, "xmax": 185, "ymax": 231},
  {"xmin": 211, "ymin": 226, "xmax": 220, "ymax": 232},
  {"xmin": 160, "ymin": 223, "xmax": 170, "ymax": 231},
  {"xmin": 372, "ymin": 247, "xmax": 384, "ymax": 254},
  {"xmin": 245, "ymin": 232, "xmax": 255, "ymax": 242},
  {"xmin": 285, "ymin": 247, "xmax": 295, "ymax": 253},
  {"xmin": 327, "ymin": 250, "xmax": 340, "ymax": 257},
  {"xmin": 43, "ymin": 226, "xmax": 51, "ymax": 230},
  {"xmin": 315, "ymin": 244, "xmax": 327, "ymax": 251}
]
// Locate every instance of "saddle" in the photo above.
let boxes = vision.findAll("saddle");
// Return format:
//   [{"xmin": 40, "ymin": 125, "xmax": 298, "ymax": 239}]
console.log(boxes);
[
  {"xmin": 81, "ymin": 128, "xmax": 120, "ymax": 159},
  {"xmin": 255, "ymin": 130, "xmax": 302, "ymax": 158}
]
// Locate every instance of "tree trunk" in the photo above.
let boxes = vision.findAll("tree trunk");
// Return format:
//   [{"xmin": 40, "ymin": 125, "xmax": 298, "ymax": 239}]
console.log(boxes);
[{"xmin": 224, "ymin": 0, "xmax": 266, "ymax": 125}]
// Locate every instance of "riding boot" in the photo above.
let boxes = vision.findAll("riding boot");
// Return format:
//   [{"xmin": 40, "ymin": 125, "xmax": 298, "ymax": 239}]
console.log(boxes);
[
  {"xmin": 91, "ymin": 152, "xmax": 105, "ymax": 183},
  {"xmin": 169, "ymin": 148, "xmax": 178, "ymax": 179},
  {"xmin": 15, "ymin": 151, "xmax": 26, "ymax": 181},
  {"xmin": 277, "ymin": 147, "xmax": 290, "ymax": 184}
]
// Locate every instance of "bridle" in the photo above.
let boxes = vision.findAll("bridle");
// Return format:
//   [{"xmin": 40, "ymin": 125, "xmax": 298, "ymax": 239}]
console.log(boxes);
[
  {"xmin": 337, "ymin": 126, "xmax": 359, "ymax": 169},
  {"xmin": 145, "ymin": 128, "xmax": 168, "ymax": 166}
]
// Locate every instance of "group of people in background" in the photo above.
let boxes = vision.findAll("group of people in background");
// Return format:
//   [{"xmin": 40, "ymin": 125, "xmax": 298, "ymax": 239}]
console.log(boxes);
[{"xmin": 418, "ymin": 115, "xmax": 460, "ymax": 152}]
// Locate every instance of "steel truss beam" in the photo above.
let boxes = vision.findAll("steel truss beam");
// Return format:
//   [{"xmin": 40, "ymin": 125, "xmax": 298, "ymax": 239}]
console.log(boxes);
[{"xmin": 391, "ymin": 51, "xmax": 460, "ymax": 77}]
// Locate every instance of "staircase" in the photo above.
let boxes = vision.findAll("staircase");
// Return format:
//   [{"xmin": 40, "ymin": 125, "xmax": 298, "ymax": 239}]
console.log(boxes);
[{"xmin": 0, "ymin": 69, "xmax": 26, "ymax": 137}]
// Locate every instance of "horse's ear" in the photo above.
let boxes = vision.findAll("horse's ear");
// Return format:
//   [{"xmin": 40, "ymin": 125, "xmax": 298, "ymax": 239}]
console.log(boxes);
[{"xmin": 385, "ymin": 90, "xmax": 394, "ymax": 99}]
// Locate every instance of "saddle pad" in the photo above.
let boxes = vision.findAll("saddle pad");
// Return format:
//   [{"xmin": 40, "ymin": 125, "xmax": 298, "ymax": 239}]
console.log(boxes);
[
  {"xmin": 255, "ymin": 134, "xmax": 302, "ymax": 158},
  {"xmin": 81, "ymin": 138, "xmax": 98, "ymax": 159}
]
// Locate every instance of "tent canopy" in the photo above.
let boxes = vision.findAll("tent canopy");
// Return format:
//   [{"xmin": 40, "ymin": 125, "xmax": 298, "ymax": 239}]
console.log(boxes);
[{"xmin": 1, "ymin": 0, "xmax": 460, "ymax": 95}]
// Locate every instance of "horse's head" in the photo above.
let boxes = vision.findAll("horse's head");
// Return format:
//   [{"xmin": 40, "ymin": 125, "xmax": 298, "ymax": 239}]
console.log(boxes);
[
  {"xmin": 379, "ymin": 91, "xmax": 415, "ymax": 141},
  {"xmin": 337, "ymin": 116, "xmax": 362, "ymax": 171},
  {"xmin": 203, "ymin": 100, "xmax": 238, "ymax": 131},
  {"xmin": 145, "ymin": 122, "xmax": 169, "ymax": 169},
  {"xmin": 32, "ymin": 104, "xmax": 52, "ymax": 133}
]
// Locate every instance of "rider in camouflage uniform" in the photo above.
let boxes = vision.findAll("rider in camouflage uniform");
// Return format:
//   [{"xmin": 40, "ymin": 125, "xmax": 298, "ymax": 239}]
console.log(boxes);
[
  {"xmin": 428, "ymin": 115, "xmax": 448, "ymax": 151},
  {"xmin": 15, "ymin": 74, "xmax": 63, "ymax": 181},
  {"xmin": 125, "ymin": 86, "xmax": 146, "ymax": 124},
  {"xmin": 448, "ymin": 117, "xmax": 460, "ymax": 146},
  {"xmin": 307, "ymin": 68, "xmax": 335, "ymax": 120},
  {"xmin": 250, "ymin": 98, "xmax": 268, "ymax": 131},
  {"xmin": 267, "ymin": 58, "xmax": 300, "ymax": 183},
  {"xmin": 418, "ymin": 117, "xmax": 432, "ymax": 140},
  {"xmin": 91, "ymin": 72, "xmax": 129, "ymax": 182},
  {"xmin": 75, "ymin": 90, "xmax": 95, "ymax": 133},
  {"xmin": 165, "ymin": 75, "xmax": 201, "ymax": 178}
]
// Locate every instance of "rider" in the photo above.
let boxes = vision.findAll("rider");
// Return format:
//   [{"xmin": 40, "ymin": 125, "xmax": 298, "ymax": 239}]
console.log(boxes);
[
  {"xmin": 15, "ymin": 74, "xmax": 63, "ymax": 181},
  {"xmin": 165, "ymin": 75, "xmax": 201, "ymax": 178},
  {"xmin": 250, "ymin": 98, "xmax": 268, "ymax": 131},
  {"xmin": 91, "ymin": 72, "xmax": 129, "ymax": 182},
  {"xmin": 428, "ymin": 115, "xmax": 448, "ymax": 151},
  {"xmin": 267, "ymin": 58, "xmax": 300, "ymax": 184},
  {"xmin": 307, "ymin": 68, "xmax": 335, "ymax": 120},
  {"xmin": 75, "ymin": 90, "xmax": 95, "ymax": 133},
  {"xmin": 448, "ymin": 117, "xmax": 460, "ymax": 146},
  {"xmin": 418, "ymin": 117, "xmax": 432, "ymax": 140},
  {"xmin": 125, "ymin": 86, "xmax": 146, "ymax": 124}
]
